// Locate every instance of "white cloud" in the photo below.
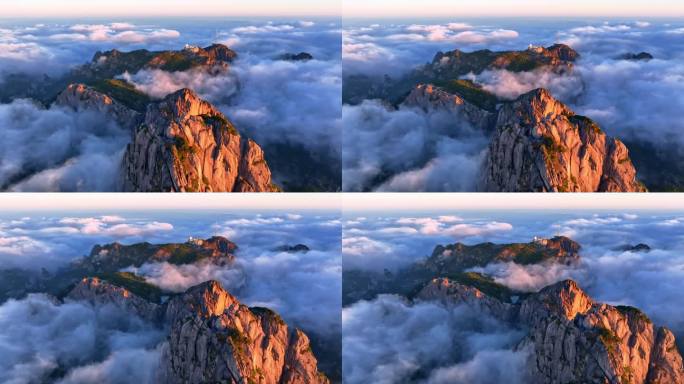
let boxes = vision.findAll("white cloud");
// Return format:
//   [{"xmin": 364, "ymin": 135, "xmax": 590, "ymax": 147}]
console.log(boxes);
[
  {"xmin": 385, "ymin": 26, "xmax": 518, "ymax": 43},
  {"xmin": 0, "ymin": 294, "xmax": 163, "ymax": 383},
  {"xmin": 55, "ymin": 216, "xmax": 173, "ymax": 236},
  {"xmin": 50, "ymin": 23, "xmax": 180, "ymax": 43},
  {"xmin": 393, "ymin": 216, "xmax": 512, "ymax": 237},
  {"xmin": 0, "ymin": 234, "xmax": 51, "ymax": 256},
  {"xmin": 231, "ymin": 24, "xmax": 296, "ymax": 34},
  {"xmin": 124, "ymin": 259, "xmax": 245, "ymax": 293},
  {"xmin": 343, "ymin": 295, "xmax": 527, "ymax": 384},
  {"xmin": 343, "ymin": 236, "xmax": 393, "ymax": 256}
]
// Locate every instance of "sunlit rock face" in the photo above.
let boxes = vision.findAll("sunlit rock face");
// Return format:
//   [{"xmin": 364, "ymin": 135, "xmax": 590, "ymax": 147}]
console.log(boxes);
[
  {"xmin": 56, "ymin": 83, "xmax": 143, "ymax": 130},
  {"xmin": 481, "ymin": 88, "xmax": 645, "ymax": 192},
  {"xmin": 160, "ymin": 280, "xmax": 329, "ymax": 384},
  {"xmin": 119, "ymin": 88, "xmax": 277, "ymax": 192},
  {"xmin": 67, "ymin": 276, "xmax": 162, "ymax": 322},
  {"xmin": 417, "ymin": 278, "xmax": 684, "ymax": 384},
  {"xmin": 67, "ymin": 278, "xmax": 329, "ymax": 384},
  {"xmin": 402, "ymin": 83, "xmax": 497, "ymax": 132}
]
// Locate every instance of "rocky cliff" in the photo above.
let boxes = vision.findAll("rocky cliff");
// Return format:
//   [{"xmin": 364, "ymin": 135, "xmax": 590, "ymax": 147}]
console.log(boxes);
[
  {"xmin": 418, "ymin": 278, "xmax": 684, "ymax": 384},
  {"xmin": 160, "ymin": 280, "xmax": 329, "ymax": 384},
  {"xmin": 56, "ymin": 83, "xmax": 143, "ymax": 129},
  {"xmin": 67, "ymin": 276, "xmax": 162, "ymax": 322},
  {"xmin": 119, "ymin": 88, "xmax": 276, "ymax": 192},
  {"xmin": 65, "ymin": 278, "xmax": 329, "ymax": 384},
  {"xmin": 481, "ymin": 88, "xmax": 645, "ymax": 192},
  {"xmin": 402, "ymin": 83, "xmax": 496, "ymax": 132}
]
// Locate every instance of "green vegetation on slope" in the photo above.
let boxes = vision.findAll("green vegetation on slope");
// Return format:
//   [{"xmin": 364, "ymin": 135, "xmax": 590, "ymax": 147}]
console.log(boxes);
[
  {"xmin": 448, "ymin": 272, "xmax": 516, "ymax": 302},
  {"xmin": 616, "ymin": 305, "xmax": 652, "ymax": 323},
  {"xmin": 158, "ymin": 242, "xmax": 207, "ymax": 264},
  {"xmin": 96, "ymin": 271, "xmax": 163, "ymax": 303},
  {"xmin": 435, "ymin": 79, "xmax": 499, "ymax": 111},
  {"xmin": 569, "ymin": 115, "xmax": 602, "ymax": 134},
  {"xmin": 172, "ymin": 136, "xmax": 198, "ymax": 163},
  {"xmin": 200, "ymin": 114, "xmax": 238, "ymax": 135},
  {"xmin": 91, "ymin": 78, "xmax": 151, "ymax": 112},
  {"xmin": 250, "ymin": 306, "xmax": 286, "ymax": 325}
]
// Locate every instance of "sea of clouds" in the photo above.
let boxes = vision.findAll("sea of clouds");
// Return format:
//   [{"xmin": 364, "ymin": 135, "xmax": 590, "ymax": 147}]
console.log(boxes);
[
  {"xmin": 0, "ymin": 19, "xmax": 341, "ymax": 191},
  {"xmin": 342, "ymin": 209, "xmax": 684, "ymax": 383},
  {"xmin": 343, "ymin": 295, "xmax": 529, "ymax": 384},
  {"xmin": 0, "ymin": 210, "xmax": 341, "ymax": 382},
  {"xmin": 342, "ymin": 19, "xmax": 684, "ymax": 191}
]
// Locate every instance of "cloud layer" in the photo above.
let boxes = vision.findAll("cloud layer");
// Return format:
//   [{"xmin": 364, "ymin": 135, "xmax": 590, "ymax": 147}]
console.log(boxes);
[
  {"xmin": 0, "ymin": 294, "xmax": 163, "ymax": 384},
  {"xmin": 342, "ymin": 101, "xmax": 488, "ymax": 191},
  {"xmin": 342, "ymin": 295, "xmax": 528, "ymax": 384}
]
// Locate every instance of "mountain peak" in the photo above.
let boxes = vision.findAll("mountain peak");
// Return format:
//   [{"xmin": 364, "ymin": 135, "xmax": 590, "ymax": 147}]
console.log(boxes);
[
  {"xmin": 120, "ymin": 86, "xmax": 277, "ymax": 192},
  {"xmin": 482, "ymin": 85, "xmax": 646, "ymax": 192},
  {"xmin": 532, "ymin": 279, "xmax": 593, "ymax": 320},
  {"xmin": 165, "ymin": 279, "xmax": 238, "ymax": 321}
]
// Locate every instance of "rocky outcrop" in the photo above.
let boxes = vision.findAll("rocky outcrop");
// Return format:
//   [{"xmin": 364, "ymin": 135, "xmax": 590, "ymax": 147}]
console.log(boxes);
[
  {"xmin": 417, "ymin": 278, "xmax": 684, "ymax": 384},
  {"xmin": 67, "ymin": 276, "xmax": 161, "ymax": 322},
  {"xmin": 84, "ymin": 44, "xmax": 237, "ymax": 79},
  {"xmin": 427, "ymin": 43, "xmax": 578, "ymax": 80},
  {"xmin": 66, "ymin": 278, "xmax": 329, "ymax": 383},
  {"xmin": 75, "ymin": 236, "xmax": 237, "ymax": 273},
  {"xmin": 120, "ymin": 88, "xmax": 277, "ymax": 192},
  {"xmin": 417, "ymin": 277, "xmax": 515, "ymax": 321},
  {"xmin": 481, "ymin": 88, "xmax": 646, "ymax": 192},
  {"xmin": 275, "ymin": 244, "xmax": 311, "ymax": 253},
  {"xmin": 343, "ymin": 236, "xmax": 581, "ymax": 305},
  {"xmin": 158, "ymin": 280, "xmax": 329, "ymax": 384},
  {"xmin": 519, "ymin": 280, "xmax": 684, "ymax": 384},
  {"xmin": 618, "ymin": 52, "xmax": 654, "ymax": 61},
  {"xmin": 427, "ymin": 235, "xmax": 581, "ymax": 273},
  {"xmin": 56, "ymin": 83, "xmax": 142, "ymax": 129},
  {"xmin": 278, "ymin": 52, "xmax": 314, "ymax": 61},
  {"xmin": 402, "ymin": 83, "xmax": 496, "ymax": 131}
]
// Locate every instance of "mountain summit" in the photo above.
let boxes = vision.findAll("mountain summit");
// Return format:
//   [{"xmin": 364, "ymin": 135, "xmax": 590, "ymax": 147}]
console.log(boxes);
[{"xmin": 120, "ymin": 88, "xmax": 277, "ymax": 192}]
